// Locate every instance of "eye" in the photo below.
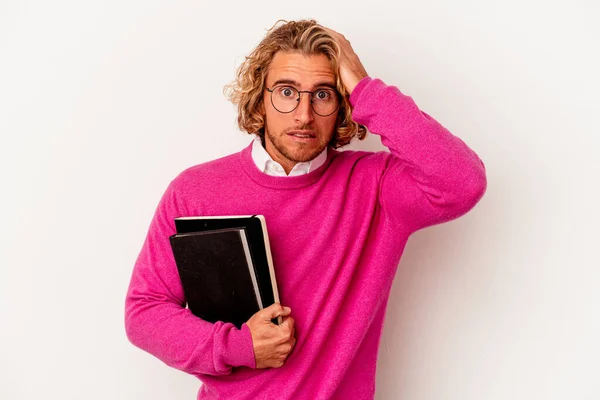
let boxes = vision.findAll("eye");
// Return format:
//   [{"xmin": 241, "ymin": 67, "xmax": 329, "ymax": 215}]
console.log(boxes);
[
  {"xmin": 277, "ymin": 86, "xmax": 296, "ymax": 98},
  {"xmin": 314, "ymin": 90, "xmax": 332, "ymax": 101}
]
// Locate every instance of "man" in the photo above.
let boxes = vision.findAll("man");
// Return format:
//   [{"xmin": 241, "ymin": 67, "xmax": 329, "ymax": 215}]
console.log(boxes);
[{"xmin": 125, "ymin": 20, "xmax": 487, "ymax": 399}]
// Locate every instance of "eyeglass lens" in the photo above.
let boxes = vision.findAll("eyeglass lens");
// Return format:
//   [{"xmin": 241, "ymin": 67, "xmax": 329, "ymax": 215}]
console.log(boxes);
[{"xmin": 270, "ymin": 86, "xmax": 339, "ymax": 116}]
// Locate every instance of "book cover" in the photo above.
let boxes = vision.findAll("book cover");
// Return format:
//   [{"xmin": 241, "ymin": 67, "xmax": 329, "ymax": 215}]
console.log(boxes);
[
  {"xmin": 174, "ymin": 215, "xmax": 280, "ymax": 313},
  {"xmin": 169, "ymin": 228, "xmax": 262, "ymax": 329}
]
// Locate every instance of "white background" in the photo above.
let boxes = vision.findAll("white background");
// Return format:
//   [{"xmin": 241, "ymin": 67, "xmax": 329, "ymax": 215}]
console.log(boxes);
[{"xmin": 1, "ymin": 1, "xmax": 599, "ymax": 399}]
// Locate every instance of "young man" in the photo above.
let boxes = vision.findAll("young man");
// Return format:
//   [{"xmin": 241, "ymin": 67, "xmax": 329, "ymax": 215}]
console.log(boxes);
[{"xmin": 125, "ymin": 20, "xmax": 487, "ymax": 399}]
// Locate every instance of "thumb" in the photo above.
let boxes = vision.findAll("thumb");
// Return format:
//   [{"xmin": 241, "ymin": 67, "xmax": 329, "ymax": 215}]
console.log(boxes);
[{"xmin": 263, "ymin": 303, "xmax": 291, "ymax": 320}]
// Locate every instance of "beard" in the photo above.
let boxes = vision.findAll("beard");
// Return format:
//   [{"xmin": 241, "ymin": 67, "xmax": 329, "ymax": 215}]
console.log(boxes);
[{"xmin": 264, "ymin": 124, "xmax": 331, "ymax": 164}]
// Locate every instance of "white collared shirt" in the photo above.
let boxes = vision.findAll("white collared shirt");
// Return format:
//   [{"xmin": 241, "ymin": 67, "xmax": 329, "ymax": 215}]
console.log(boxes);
[{"xmin": 251, "ymin": 136, "xmax": 327, "ymax": 177}]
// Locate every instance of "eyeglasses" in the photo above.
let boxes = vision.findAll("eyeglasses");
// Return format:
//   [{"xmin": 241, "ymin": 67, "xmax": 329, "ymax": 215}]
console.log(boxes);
[{"xmin": 265, "ymin": 85, "xmax": 340, "ymax": 117}]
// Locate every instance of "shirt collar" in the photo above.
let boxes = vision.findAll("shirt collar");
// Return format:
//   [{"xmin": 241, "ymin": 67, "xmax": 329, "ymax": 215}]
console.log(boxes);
[{"xmin": 251, "ymin": 136, "xmax": 328, "ymax": 177}]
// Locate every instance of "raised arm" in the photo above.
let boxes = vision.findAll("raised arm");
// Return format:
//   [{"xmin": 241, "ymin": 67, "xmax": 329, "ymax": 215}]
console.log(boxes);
[
  {"xmin": 325, "ymin": 27, "xmax": 486, "ymax": 231},
  {"xmin": 351, "ymin": 78, "xmax": 487, "ymax": 231}
]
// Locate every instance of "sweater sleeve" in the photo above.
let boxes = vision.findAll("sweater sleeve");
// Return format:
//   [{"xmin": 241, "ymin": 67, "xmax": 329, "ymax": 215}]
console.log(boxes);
[
  {"xmin": 350, "ymin": 77, "xmax": 487, "ymax": 232},
  {"xmin": 124, "ymin": 178, "xmax": 257, "ymax": 376}
]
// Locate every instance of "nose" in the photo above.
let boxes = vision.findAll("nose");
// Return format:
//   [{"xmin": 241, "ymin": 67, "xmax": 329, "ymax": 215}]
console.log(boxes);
[{"xmin": 293, "ymin": 92, "xmax": 314, "ymax": 125}]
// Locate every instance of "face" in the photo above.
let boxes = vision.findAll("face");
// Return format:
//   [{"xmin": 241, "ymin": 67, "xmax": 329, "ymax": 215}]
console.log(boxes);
[{"xmin": 262, "ymin": 51, "xmax": 338, "ymax": 173}]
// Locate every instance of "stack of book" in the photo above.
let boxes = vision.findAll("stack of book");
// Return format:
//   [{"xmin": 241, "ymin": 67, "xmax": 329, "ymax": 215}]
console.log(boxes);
[{"xmin": 169, "ymin": 215, "xmax": 281, "ymax": 328}]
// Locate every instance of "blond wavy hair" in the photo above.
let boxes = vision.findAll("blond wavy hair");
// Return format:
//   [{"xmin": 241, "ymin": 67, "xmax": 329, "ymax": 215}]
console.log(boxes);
[{"xmin": 224, "ymin": 19, "xmax": 367, "ymax": 148}]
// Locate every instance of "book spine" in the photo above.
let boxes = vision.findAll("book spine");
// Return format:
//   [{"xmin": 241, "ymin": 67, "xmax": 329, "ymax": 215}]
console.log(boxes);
[{"xmin": 239, "ymin": 229, "xmax": 263, "ymax": 309}]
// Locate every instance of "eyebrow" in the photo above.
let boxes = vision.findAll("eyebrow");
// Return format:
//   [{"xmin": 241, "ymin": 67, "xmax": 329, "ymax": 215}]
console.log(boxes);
[{"xmin": 271, "ymin": 79, "xmax": 337, "ymax": 91}]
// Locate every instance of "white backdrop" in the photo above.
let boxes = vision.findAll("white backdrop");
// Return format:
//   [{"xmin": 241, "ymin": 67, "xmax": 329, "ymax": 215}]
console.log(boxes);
[{"xmin": 1, "ymin": 1, "xmax": 599, "ymax": 399}]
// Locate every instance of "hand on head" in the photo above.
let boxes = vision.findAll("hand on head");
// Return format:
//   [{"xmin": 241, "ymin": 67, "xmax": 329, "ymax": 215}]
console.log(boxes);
[{"xmin": 320, "ymin": 26, "xmax": 369, "ymax": 95}]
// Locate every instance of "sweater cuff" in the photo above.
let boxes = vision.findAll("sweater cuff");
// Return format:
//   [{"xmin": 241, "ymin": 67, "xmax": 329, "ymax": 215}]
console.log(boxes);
[{"xmin": 223, "ymin": 323, "xmax": 256, "ymax": 369}]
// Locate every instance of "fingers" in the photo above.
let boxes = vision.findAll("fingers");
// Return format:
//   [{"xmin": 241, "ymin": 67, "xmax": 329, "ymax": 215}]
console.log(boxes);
[
  {"xmin": 281, "ymin": 315, "xmax": 295, "ymax": 331},
  {"xmin": 321, "ymin": 27, "xmax": 352, "ymax": 51},
  {"xmin": 319, "ymin": 25, "xmax": 368, "ymax": 95},
  {"xmin": 278, "ymin": 317, "xmax": 297, "ymax": 358},
  {"xmin": 263, "ymin": 302, "xmax": 291, "ymax": 321},
  {"xmin": 320, "ymin": 26, "xmax": 343, "ymax": 40},
  {"xmin": 247, "ymin": 303, "xmax": 297, "ymax": 369}
]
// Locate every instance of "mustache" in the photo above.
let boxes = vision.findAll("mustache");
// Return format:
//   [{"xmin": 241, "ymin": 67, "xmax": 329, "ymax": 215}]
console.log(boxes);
[{"xmin": 284, "ymin": 125, "xmax": 315, "ymax": 133}]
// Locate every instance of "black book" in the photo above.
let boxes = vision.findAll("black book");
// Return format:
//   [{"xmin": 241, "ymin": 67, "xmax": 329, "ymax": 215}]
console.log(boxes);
[{"xmin": 169, "ymin": 215, "xmax": 281, "ymax": 328}]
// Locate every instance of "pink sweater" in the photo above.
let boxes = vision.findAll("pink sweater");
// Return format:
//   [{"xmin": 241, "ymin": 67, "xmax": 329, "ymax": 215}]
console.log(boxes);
[{"xmin": 125, "ymin": 77, "xmax": 487, "ymax": 399}]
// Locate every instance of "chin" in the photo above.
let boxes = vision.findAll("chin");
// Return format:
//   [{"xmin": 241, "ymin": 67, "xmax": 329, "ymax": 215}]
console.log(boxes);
[
  {"xmin": 265, "ymin": 128, "xmax": 331, "ymax": 164},
  {"xmin": 288, "ymin": 144, "xmax": 326, "ymax": 162}
]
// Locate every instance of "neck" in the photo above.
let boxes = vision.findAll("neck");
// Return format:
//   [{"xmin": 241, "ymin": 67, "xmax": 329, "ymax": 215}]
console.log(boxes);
[{"xmin": 263, "ymin": 138, "xmax": 301, "ymax": 175}]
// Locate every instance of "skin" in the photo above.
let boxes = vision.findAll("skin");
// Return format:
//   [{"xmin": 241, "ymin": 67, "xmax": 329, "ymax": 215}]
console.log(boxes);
[
  {"xmin": 247, "ymin": 27, "xmax": 369, "ymax": 369},
  {"xmin": 262, "ymin": 51, "xmax": 338, "ymax": 174},
  {"xmin": 261, "ymin": 28, "xmax": 368, "ymax": 175}
]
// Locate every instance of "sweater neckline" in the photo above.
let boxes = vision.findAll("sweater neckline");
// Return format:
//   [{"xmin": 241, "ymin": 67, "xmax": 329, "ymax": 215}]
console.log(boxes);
[{"xmin": 239, "ymin": 141, "xmax": 337, "ymax": 189}]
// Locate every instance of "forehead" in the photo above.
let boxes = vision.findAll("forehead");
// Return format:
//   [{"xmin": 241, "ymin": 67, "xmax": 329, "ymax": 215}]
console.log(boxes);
[{"xmin": 266, "ymin": 51, "xmax": 335, "ymax": 88}]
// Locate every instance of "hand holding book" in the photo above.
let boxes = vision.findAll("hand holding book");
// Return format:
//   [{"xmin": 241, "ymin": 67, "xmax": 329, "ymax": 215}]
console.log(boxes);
[
  {"xmin": 246, "ymin": 303, "xmax": 297, "ymax": 369},
  {"xmin": 169, "ymin": 215, "xmax": 296, "ymax": 367}
]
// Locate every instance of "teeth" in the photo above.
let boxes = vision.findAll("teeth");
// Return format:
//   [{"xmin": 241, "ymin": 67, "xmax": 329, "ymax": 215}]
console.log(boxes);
[{"xmin": 293, "ymin": 134, "xmax": 311, "ymax": 138}]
